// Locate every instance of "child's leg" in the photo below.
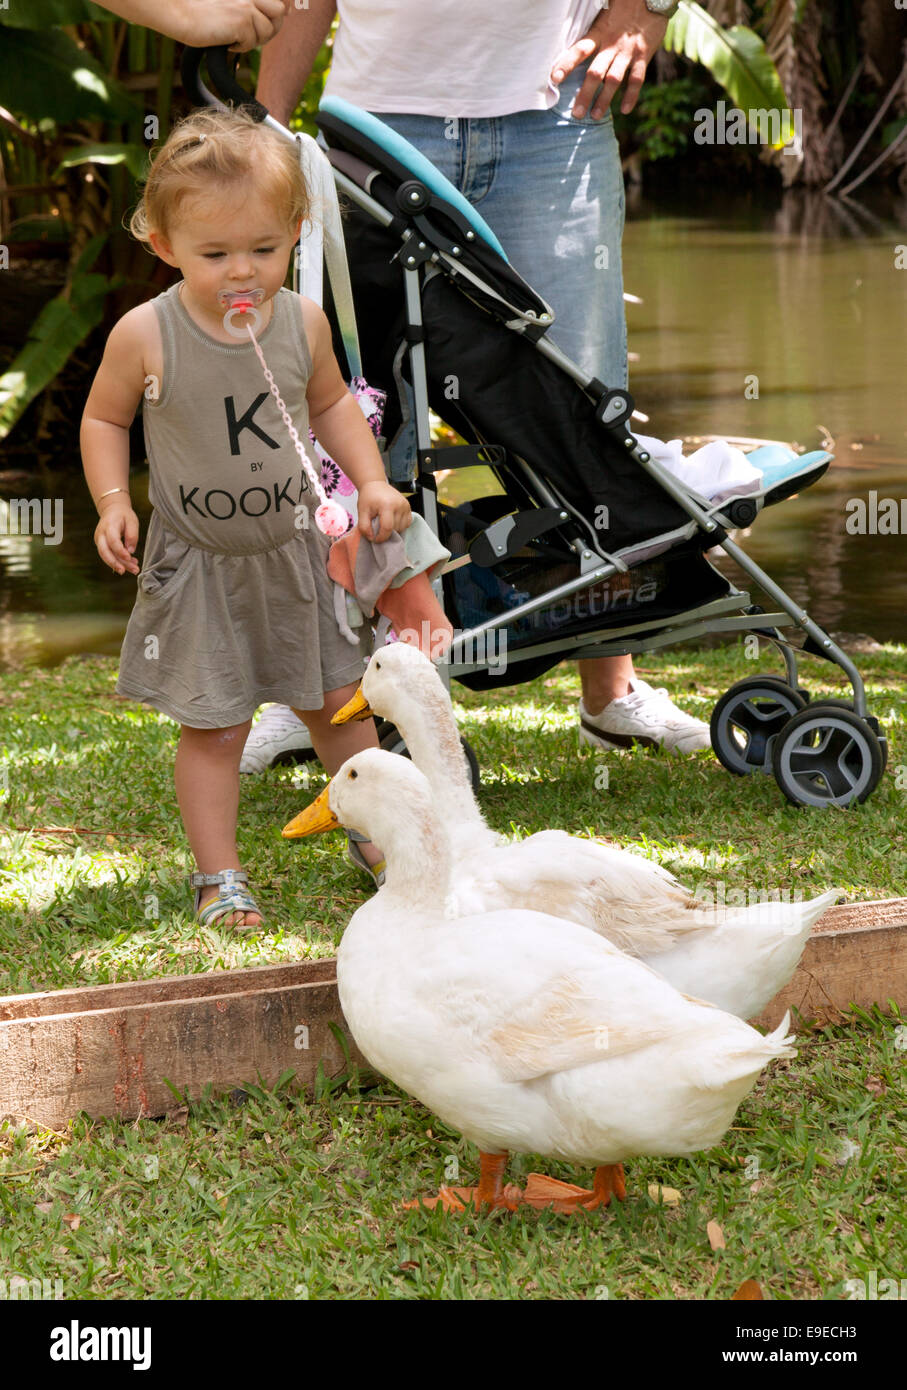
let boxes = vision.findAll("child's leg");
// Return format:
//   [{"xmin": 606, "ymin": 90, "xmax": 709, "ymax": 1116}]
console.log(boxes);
[
  {"xmin": 293, "ymin": 683, "xmax": 383, "ymax": 867},
  {"xmin": 174, "ymin": 720, "xmax": 261, "ymax": 928}
]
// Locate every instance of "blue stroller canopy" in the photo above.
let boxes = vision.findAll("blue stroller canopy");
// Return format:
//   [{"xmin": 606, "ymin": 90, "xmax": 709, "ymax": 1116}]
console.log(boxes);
[{"xmin": 319, "ymin": 96, "xmax": 509, "ymax": 261}]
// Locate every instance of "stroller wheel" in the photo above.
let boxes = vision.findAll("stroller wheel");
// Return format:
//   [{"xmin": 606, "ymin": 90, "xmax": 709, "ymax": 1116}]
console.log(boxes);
[
  {"xmin": 771, "ymin": 704, "xmax": 885, "ymax": 808},
  {"xmin": 710, "ymin": 677, "xmax": 807, "ymax": 776},
  {"xmin": 377, "ymin": 720, "xmax": 481, "ymax": 796},
  {"xmin": 793, "ymin": 698, "xmax": 888, "ymax": 773}
]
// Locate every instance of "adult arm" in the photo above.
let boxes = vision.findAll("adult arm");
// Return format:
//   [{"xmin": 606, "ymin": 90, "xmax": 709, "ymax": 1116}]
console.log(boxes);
[
  {"xmin": 550, "ymin": 0, "xmax": 669, "ymax": 119},
  {"xmin": 256, "ymin": 0, "xmax": 336, "ymax": 124},
  {"xmin": 91, "ymin": 0, "xmax": 287, "ymax": 53}
]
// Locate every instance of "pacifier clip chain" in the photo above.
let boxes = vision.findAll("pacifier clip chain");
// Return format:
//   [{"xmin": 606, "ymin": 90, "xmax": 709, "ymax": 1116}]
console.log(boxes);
[{"xmin": 219, "ymin": 290, "xmax": 350, "ymax": 538}]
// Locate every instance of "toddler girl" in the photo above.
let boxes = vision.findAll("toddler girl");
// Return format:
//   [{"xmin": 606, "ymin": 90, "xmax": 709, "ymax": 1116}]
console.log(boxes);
[{"xmin": 81, "ymin": 108, "xmax": 409, "ymax": 930}]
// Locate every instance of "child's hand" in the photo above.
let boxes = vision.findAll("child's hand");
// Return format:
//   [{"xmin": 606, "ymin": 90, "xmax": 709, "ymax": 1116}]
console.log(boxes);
[
  {"xmin": 94, "ymin": 502, "xmax": 140, "ymax": 576},
  {"xmin": 357, "ymin": 482, "xmax": 412, "ymax": 543}
]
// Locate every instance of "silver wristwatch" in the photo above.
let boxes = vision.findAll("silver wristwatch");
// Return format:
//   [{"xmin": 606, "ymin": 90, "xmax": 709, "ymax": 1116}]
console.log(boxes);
[{"xmin": 644, "ymin": 0, "xmax": 681, "ymax": 16}]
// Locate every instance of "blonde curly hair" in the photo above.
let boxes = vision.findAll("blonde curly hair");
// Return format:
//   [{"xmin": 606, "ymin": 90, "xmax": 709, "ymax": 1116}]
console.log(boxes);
[{"xmin": 129, "ymin": 107, "xmax": 310, "ymax": 245}]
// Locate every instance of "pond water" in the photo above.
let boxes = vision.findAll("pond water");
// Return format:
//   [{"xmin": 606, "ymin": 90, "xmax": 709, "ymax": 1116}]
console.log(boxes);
[
  {"xmin": 1, "ymin": 191, "xmax": 905, "ymax": 670},
  {"xmin": 624, "ymin": 188, "xmax": 907, "ymax": 648}
]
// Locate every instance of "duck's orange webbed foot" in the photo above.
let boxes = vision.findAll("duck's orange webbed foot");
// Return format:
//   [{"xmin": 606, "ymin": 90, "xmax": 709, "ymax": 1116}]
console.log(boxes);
[
  {"xmin": 522, "ymin": 1163, "xmax": 627, "ymax": 1213},
  {"xmin": 402, "ymin": 1151, "xmax": 523, "ymax": 1213}
]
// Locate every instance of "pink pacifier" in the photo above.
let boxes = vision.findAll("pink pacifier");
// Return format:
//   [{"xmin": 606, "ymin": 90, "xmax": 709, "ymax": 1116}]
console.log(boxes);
[
  {"xmin": 233, "ymin": 287, "xmax": 356, "ymax": 539},
  {"xmin": 218, "ymin": 287, "xmax": 265, "ymax": 337},
  {"xmin": 315, "ymin": 500, "xmax": 352, "ymax": 537}
]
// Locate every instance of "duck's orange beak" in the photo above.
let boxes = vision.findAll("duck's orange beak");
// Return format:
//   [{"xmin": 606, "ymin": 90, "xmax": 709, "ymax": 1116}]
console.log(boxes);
[
  {"xmin": 331, "ymin": 686, "xmax": 373, "ymax": 725},
  {"xmin": 282, "ymin": 783, "xmax": 339, "ymax": 838}
]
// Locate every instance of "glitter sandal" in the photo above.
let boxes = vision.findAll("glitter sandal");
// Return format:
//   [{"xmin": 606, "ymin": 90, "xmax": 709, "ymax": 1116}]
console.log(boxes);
[{"xmin": 190, "ymin": 869, "xmax": 264, "ymax": 931}]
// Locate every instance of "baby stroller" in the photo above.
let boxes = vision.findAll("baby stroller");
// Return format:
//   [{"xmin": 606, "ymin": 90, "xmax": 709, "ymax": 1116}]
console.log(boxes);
[{"xmin": 180, "ymin": 48, "xmax": 886, "ymax": 809}]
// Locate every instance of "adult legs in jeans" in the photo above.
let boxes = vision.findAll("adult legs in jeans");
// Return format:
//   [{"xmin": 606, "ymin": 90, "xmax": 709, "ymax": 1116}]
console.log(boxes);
[{"xmin": 377, "ymin": 100, "xmax": 708, "ymax": 748}]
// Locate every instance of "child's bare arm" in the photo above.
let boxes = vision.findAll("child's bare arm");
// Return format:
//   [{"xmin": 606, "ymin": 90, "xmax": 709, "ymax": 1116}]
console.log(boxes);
[
  {"xmin": 302, "ymin": 301, "xmax": 411, "ymax": 542},
  {"xmin": 81, "ymin": 307, "xmax": 151, "ymax": 575}
]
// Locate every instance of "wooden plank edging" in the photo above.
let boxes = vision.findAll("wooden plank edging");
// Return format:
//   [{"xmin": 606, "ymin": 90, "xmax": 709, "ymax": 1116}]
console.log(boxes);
[
  {"xmin": 0, "ymin": 899, "xmax": 904, "ymax": 1129},
  {"xmin": 753, "ymin": 897, "xmax": 907, "ymax": 1029},
  {"xmin": 1, "ymin": 972, "xmax": 364, "ymax": 1130},
  {"xmin": 0, "ymin": 958, "xmax": 337, "ymax": 1021}
]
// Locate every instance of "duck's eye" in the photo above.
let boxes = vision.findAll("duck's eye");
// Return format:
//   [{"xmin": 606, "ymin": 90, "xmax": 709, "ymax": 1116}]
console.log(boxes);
[
  {"xmin": 374, "ymin": 661, "xmax": 382, "ymax": 671},
  {"xmin": 348, "ymin": 769, "xmax": 358, "ymax": 780}
]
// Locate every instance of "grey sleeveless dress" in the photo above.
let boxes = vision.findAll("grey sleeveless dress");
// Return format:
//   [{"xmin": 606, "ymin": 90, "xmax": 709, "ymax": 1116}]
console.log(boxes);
[{"xmin": 116, "ymin": 283, "xmax": 370, "ymax": 728}]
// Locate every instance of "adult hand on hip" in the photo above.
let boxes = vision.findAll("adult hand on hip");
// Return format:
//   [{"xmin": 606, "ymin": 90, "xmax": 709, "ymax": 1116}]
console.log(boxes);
[{"xmin": 550, "ymin": 0, "xmax": 669, "ymax": 119}]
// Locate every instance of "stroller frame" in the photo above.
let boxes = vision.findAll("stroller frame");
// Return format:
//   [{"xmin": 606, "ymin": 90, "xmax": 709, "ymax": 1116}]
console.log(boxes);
[
  {"xmin": 329, "ymin": 166, "xmax": 861, "ymax": 691},
  {"xmin": 180, "ymin": 48, "xmax": 887, "ymax": 808}
]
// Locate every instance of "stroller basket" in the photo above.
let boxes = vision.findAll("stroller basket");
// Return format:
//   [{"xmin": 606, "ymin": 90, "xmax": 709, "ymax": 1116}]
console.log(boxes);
[{"xmin": 180, "ymin": 47, "xmax": 887, "ymax": 809}]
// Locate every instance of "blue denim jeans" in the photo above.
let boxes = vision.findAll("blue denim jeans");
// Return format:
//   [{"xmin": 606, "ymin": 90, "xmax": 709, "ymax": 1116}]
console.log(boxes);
[{"xmin": 372, "ymin": 64, "xmax": 628, "ymax": 388}]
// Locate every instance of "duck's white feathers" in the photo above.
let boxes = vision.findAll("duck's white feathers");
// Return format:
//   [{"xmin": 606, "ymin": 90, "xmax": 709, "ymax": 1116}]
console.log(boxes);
[
  {"xmin": 450, "ymin": 829, "xmax": 702, "ymax": 956},
  {"xmin": 337, "ymin": 888, "xmax": 795, "ymax": 1165},
  {"xmin": 646, "ymin": 888, "xmax": 839, "ymax": 1018},
  {"xmin": 354, "ymin": 645, "xmax": 840, "ymax": 1018}
]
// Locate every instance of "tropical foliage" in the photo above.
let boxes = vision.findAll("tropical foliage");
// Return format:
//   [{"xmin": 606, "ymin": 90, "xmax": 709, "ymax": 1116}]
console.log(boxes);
[
  {"xmin": 0, "ymin": 0, "xmax": 902, "ymax": 444},
  {"xmin": 693, "ymin": 0, "xmax": 907, "ymax": 188},
  {"xmin": 0, "ymin": 3, "xmax": 333, "ymax": 445}
]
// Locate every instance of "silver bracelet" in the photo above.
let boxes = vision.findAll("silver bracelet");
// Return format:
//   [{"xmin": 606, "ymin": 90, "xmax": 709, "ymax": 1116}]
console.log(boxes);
[{"xmin": 96, "ymin": 487, "xmax": 131, "ymax": 504}]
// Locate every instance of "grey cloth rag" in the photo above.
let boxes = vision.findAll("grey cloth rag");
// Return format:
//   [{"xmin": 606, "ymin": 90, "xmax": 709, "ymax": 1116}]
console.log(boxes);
[
  {"xmin": 353, "ymin": 532, "xmax": 409, "ymax": 617},
  {"xmin": 331, "ymin": 513, "xmax": 453, "ymax": 640},
  {"xmin": 388, "ymin": 513, "xmax": 450, "ymax": 589},
  {"xmin": 333, "ymin": 582, "xmax": 362, "ymax": 646},
  {"xmin": 352, "ymin": 513, "xmax": 451, "ymax": 616}
]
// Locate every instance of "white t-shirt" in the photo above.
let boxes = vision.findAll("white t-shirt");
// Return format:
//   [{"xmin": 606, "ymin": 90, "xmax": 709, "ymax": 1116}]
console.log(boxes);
[{"xmin": 323, "ymin": 1, "xmax": 604, "ymax": 117}]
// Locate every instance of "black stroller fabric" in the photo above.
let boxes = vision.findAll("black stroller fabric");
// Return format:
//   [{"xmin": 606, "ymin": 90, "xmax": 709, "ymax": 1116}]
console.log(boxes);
[
  {"xmin": 441, "ymin": 490, "xmax": 728, "ymax": 687},
  {"xmin": 326, "ymin": 203, "xmax": 698, "ymax": 554}
]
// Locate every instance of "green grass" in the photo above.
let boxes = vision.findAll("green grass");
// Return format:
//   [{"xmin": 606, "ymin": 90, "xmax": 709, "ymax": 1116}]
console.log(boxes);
[
  {"xmin": 1, "ymin": 643, "xmax": 906, "ymax": 1299},
  {"xmin": 0, "ymin": 1010, "xmax": 904, "ymax": 1300},
  {"xmin": 1, "ymin": 643, "xmax": 906, "ymax": 993}
]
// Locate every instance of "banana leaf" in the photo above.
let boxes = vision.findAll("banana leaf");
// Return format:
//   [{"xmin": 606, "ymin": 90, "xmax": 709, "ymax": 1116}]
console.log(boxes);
[
  {"xmin": 56, "ymin": 143, "xmax": 150, "ymax": 180},
  {"xmin": 666, "ymin": 1, "xmax": 792, "ymax": 146},
  {"xmin": 0, "ymin": 237, "xmax": 117, "ymax": 441},
  {"xmin": 0, "ymin": 26, "xmax": 139, "ymax": 124}
]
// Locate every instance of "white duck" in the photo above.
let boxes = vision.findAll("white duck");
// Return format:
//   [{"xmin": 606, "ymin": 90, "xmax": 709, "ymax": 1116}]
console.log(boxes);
[
  {"xmin": 298, "ymin": 642, "xmax": 837, "ymax": 1020},
  {"xmin": 288, "ymin": 749, "xmax": 796, "ymax": 1212}
]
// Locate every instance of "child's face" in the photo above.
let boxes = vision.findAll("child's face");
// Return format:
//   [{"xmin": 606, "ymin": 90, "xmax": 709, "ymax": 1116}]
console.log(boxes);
[{"xmin": 150, "ymin": 189, "xmax": 301, "ymax": 323}]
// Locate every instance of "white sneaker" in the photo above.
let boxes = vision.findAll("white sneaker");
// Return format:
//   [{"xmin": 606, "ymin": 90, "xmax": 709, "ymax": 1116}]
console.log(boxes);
[
  {"xmin": 579, "ymin": 679, "xmax": 711, "ymax": 756},
  {"xmin": 240, "ymin": 704, "xmax": 314, "ymax": 773}
]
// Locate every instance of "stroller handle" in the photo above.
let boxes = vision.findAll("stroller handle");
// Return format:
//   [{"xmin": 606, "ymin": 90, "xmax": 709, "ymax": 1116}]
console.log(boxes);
[{"xmin": 180, "ymin": 44, "xmax": 269, "ymax": 122}]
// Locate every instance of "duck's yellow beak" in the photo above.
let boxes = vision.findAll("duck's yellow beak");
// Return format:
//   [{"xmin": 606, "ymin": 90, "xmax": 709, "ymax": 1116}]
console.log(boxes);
[
  {"xmin": 282, "ymin": 783, "xmax": 339, "ymax": 838},
  {"xmin": 331, "ymin": 686, "xmax": 373, "ymax": 725}
]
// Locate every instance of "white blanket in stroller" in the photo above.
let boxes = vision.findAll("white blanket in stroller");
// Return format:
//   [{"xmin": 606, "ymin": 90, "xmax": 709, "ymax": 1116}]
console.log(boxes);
[{"xmin": 632, "ymin": 434, "xmax": 762, "ymax": 503}]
